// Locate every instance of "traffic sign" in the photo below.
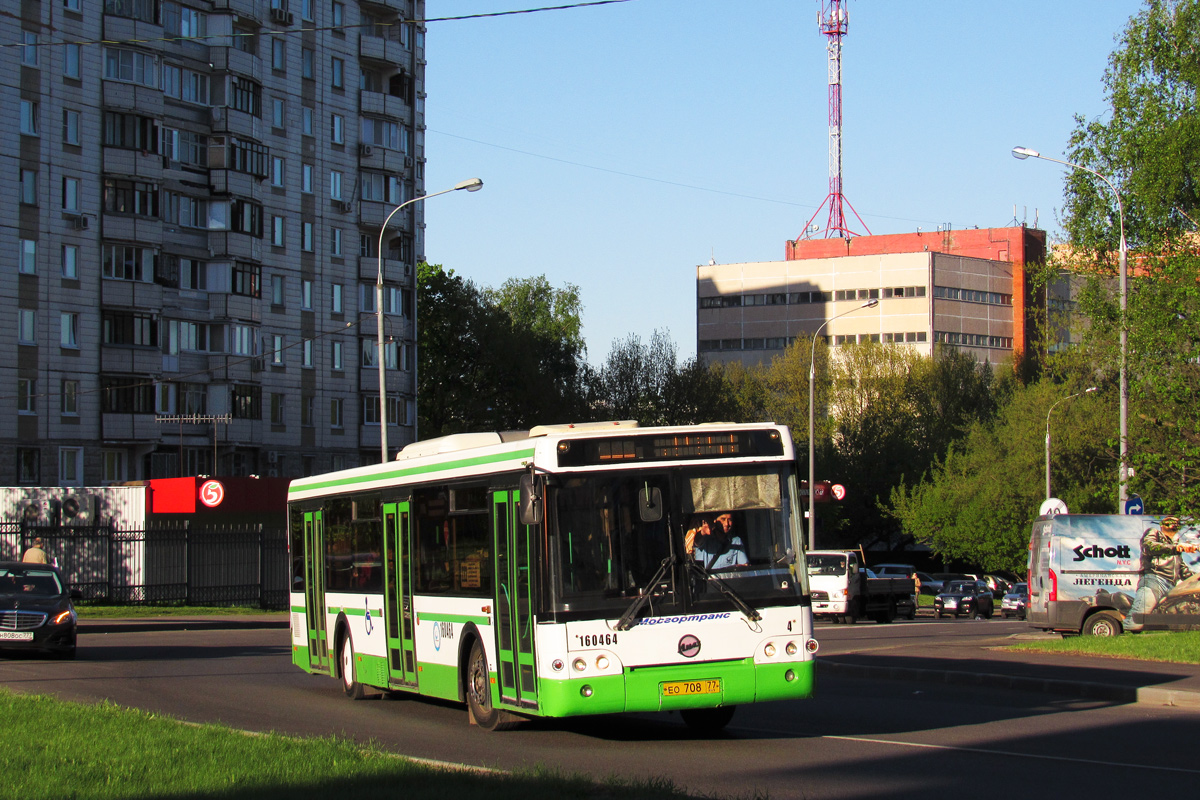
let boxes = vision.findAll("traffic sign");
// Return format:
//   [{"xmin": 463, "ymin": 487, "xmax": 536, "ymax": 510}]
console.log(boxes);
[
  {"xmin": 1124, "ymin": 495, "xmax": 1144, "ymax": 515},
  {"xmin": 1039, "ymin": 498, "xmax": 1068, "ymax": 517},
  {"xmin": 830, "ymin": 484, "xmax": 846, "ymax": 501}
]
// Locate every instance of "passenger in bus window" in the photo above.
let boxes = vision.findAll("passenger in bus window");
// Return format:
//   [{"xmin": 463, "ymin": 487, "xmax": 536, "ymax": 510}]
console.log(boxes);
[{"xmin": 685, "ymin": 513, "xmax": 748, "ymax": 570}]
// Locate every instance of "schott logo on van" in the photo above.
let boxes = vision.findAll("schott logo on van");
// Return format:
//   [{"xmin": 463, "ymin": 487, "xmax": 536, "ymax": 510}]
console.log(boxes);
[{"xmin": 1072, "ymin": 544, "xmax": 1133, "ymax": 562}]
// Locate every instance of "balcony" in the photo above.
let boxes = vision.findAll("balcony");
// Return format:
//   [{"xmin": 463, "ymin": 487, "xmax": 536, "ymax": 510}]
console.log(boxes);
[
  {"xmin": 101, "ymin": 279, "xmax": 164, "ymax": 309},
  {"xmin": 359, "ymin": 90, "xmax": 409, "ymax": 121},
  {"xmin": 357, "ymin": 145, "xmax": 413, "ymax": 176},
  {"xmin": 101, "ymin": 346, "xmax": 165, "ymax": 375},
  {"xmin": 102, "ymin": 16, "xmax": 163, "ymax": 50},
  {"xmin": 209, "ymin": 353, "xmax": 261, "ymax": 383},
  {"xmin": 210, "ymin": 46, "xmax": 263, "ymax": 82},
  {"xmin": 102, "ymin": 413, "xmax": 166, "ymax": 441},
  {"xmin": 102, "ymin": 148, "xmax": 164, "ymax": 180},
  {"xmin": 101, "ymin": 214, "xmax": 163, "ymax": 243},
  {"xmin": 208, "ymin": 169, "xmax": 263, "ymax": 200},
  {"xmin": 210, "ymin": 106, "xmax": 263, "ymax": 141},
  {"xmin": 359, "ymin": 34, "xmax": 406, "ymax": 66},
  {"xmin": 360, "ymin": 255, "xmax": 411, "ymax": 283},
  {"xmin": 360, "ymin": 199, "xmax": 415, "ymax": 231},
  {"xmin": 211, "ymin": 0, "xmax": 263, "ymax": 24},
  {"xmin": 209, "ymin": 292, "xmax": 262, "ymax": 323},
  {"xmin": 102, "ymin": 81, "xmax": 164, "ymax": 115},
  {"xmin": 209, "ymin": 231, "xmax": 263, "ymax": 262},
  {"xmin": 359, "ymin": 366, "xmax": 412, "ymax": 394}
]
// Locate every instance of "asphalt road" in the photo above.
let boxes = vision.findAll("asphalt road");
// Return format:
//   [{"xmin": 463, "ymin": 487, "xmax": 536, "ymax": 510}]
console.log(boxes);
[{"xmin": 1, "ymin": 618, "xmax": 1198, "ymax": 799}]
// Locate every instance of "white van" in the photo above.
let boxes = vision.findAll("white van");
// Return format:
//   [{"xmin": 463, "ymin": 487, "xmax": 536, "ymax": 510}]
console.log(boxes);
[{"xmin": 1027, "ymin": 514, "xmax": 1199, "ymax": 636}]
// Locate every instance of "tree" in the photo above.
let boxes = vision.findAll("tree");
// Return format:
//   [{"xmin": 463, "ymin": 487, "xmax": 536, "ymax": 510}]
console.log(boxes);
[
  {"xmin": 1061, "ymin": 0, "xmax": 1200, "ymax": 516},
  {"xmin": 417, "ymin": 265, "xmax": 593, "ymax": 437}
]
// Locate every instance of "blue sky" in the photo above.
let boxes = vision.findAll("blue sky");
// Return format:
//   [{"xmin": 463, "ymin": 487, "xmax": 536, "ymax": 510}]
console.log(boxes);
[{"xmin": 422, "ymin": 0, "xmax": 1143, "ymax": 365}]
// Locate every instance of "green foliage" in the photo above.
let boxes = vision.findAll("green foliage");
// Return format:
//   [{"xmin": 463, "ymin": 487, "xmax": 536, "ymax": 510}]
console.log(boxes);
[
  {"xmin": 1060, "ymin": 0, "xmax": 1200, "ymax": 517},
  {"xmin": 417, "ymin": 265, "xmax": 592, "ymax": 436}
]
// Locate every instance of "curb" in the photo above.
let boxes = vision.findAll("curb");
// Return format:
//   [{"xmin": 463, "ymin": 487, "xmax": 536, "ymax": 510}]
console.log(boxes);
[
  {"xmin": 817, "ymin": 658, "xmax": 1200, "ymax": 709},
  {"xmin": 79, "ymin": 618, "xmax": 289, "ymax": 634}
]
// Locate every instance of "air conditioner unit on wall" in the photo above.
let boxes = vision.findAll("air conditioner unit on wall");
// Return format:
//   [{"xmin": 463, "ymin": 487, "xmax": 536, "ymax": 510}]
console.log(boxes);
[
  {"xmin": 270, "ymin": 7, "xmax": 293, "ymax": 24},
  {"xmin": 60, "ymin": 494, "xmax": 95, "ymax": 524},
  {"xmin": 336, "ymin": 200, "xmax": 353, "ymax": 213},
  {"xmin": 71, "ymin": 215, "xmax": 89, "ymax": 231},
  {"xmin": 359, "ymin": 144, "xmax": 374, "ymax": 157},
  {"xmin": 267, "ymin": 451, "xmax": 279, "ymax": 464}
]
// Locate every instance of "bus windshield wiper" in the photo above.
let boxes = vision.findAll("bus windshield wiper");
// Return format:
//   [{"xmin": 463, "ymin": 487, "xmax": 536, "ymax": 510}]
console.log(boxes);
[
  {"xmin": 614, "ymin": 555, "xmax": 674, "ymax": 631},
  {"xmin": 685, "ymin": 559, "xmax": 762, "ymax": 623}
]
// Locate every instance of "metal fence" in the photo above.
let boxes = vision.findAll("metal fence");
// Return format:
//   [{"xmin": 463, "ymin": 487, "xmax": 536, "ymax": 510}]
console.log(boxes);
[{"xmin": 0, "ymin": 521, "xmax": 289, "ymax": 610}]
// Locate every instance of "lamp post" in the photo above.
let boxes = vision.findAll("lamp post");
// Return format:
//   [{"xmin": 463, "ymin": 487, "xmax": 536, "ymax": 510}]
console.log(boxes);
[
  {"xmin": 1045, "ymin": 387, "xmax": 1097, "ymax": 500},
  {"xmin": 808, "ymin": 297, "xmax": 879, "ymax": 550},
  {"xmin": 376, "ymin": 177, "xmax": 483, "ymax": 463},
  {"xmin": 1012, "ymin": 146, "xmax": 1128, "ymax": 511}
]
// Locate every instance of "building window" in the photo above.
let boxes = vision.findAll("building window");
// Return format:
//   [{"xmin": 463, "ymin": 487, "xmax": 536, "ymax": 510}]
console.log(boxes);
[
  {"xmin": 228, "ymin": 76, "xmax": 261, "ymax": 116},
  {"xmin": 329, "ymin": 170, "xmax": 342, "ymax": 200},
  {"xmin": 20, "ymin": 101, "xmax": 38, "ymax": 136},
  {"xmin": 232, "ymin": 261, "xmax": 262, "ymax": 297},
  {"xmin": 103, "ymin": 244, "xmax": 157, "ymax": 282},
  {"xmin": 302, "ymin": 339, "xmax": 313, "ymax": 367},
  {"xmin": 22, "ymin": 32, "xmax": 39, "ymax": 67},
  {"xmin": 62, "ymin": 246, "xmax": 78, "ymax": 279},
  {"xmin": 330, "ymin": 397, "xmax": 344, "ymax": 428},
  {"xmin": 20, "ymin": 170, "xmax": 37, "ymax": 206},
  {"xmin": 330, "ymin": 228, "xmax": 342, "ymax": 256},
  {"xmin": 17, "ymin": 379, "xmax": 36, "ymax": 413},
  {"xmin": 231, "ymin": 384, "xmax": 262, "ymax": 419},
  {"xmin": 271, "ymin": 274, "xmax": 284, "ymax": 305},
  {"xmin": 229, "ymin": 138, "xmax": 269, "ymax": 178},
  {"xmin": 20, "ymin": 240, "xmax": 37, "ymax": 275},
  {"xmin": 63, "ymin": 177, "xmax": 81, "ymax": 212},
  {"xmin": 60, "ymin": 448, "xmax": 84, "ymax": 487},
  {"xmin": 104, "ymin": 47, "xmax": 158, "ymax": 86},
  {"xmin": 101, "ymin": 377, "xmax": 156, "ymax": 413},
  {"xmin": 231, "ymin": 200, "xmax": 264, "ymax": 237},
  {"xmin": 271, "ymin": 156, "xmax": 285, "ymax": 187},
  {"xmin": 301, "ymin": 394, "xmax": 315, "ymax": 427},
  {"xmin": 106, "ymin": 112, "xmax": 160, "ymax": 152},
  {"xmin": 103, "ymin": 179, "xmax": 159, "ymax": 217},
  {"xmin": 360, "ymin": 172, "xmax": 404, "ymax": 203},
  {"xmin": 331, "ymin": 340, "xmax": 343, "ymax": 370},
  {"xmin": 301, "ymin": 163, "xmax": 313, "ymax": 194},
  {"xmin": 331, "ymin": 1, "xmax": 343, "ymax": 28},
  {"xmin": 62, "ymin": 380, "xmax": 79, "ymax": 415},
  {"xmin": 302, "ymin": 47, "xmax": 314, "ymax": 79},
  {"xmin": 102, "ymin": 310, "xmax": 159, "ymax": 346},
  {"xmin": 361, "ymin": 117, "xmax": 400, "ymax": 150},
  {"xmin": 270, "ymin": 334, "xmax": 284, "ymax": 365},
  {"xmin": 17, "ymin": 448, "xmax": 40, "ymax": 485},
  {"xmin": 330, "ymin": 114, "xmax": 344, "ymax": 144},
  {"xmin": 64, "ymin": 43, "xmax": 81, "ymax": 78},
  {"xmin": 302, "ymin": 222, "xmax": 314, "ymax": 252},
  {"xmin": 271, "ymin": 98, "xmax": 285, "ymax": 128},
  {"xmin": 102, "ymin": 451, "xmax": 126, "ymax": 484},
  {"xmin": 301, "ymin": 279, "xmax": 313, "ymax": 309},
  {"xmin": 271, "ymin": 215, "xmax": 285, "ymax": 247},
  {"xmin": 270, "ymin": 392, "xmax": 285, "ymax": 425},
  {"xmin": 162, "ymin": 2, "xmax": 207, "ymax": 36},
  {"xmin": 105, "ymin": 0, "xmax": 158, "ymax": 23},
  {"xmin": 230, "ymin": 324, "xmax": 256, "ymax": 355},
  {"xmin": 330, "ymin": 57, "xmax": 344, "ymax": 88},
  {"xmin": 61, "ymin": 313, "xmax": 80, "ymax": 348},
  {"xmin": 63, "ymin": 110, "xmax": 81, "ymax": 145},
  {"xmin": 302, "ymin": 107, "xmax": 313, "ymax": 136},
  {"xmin": 331, "ymin": 283, "xmax": 343, "ymax": 314},
  {"xmin": 271, "ymin": 38, "xmax": 286, "ymax": 71}
]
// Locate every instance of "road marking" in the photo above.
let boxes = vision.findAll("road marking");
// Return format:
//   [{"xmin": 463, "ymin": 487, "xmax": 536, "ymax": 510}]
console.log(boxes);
[{"xmin": 743, "ymin": 727, "xmax": 1200, "ymax": 774}]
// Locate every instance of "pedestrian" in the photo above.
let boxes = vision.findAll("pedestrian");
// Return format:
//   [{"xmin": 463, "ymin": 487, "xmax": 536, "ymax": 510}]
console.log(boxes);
[{"xmin": 22, "ymin": 537, "xmax": 50, "ymax": 564}]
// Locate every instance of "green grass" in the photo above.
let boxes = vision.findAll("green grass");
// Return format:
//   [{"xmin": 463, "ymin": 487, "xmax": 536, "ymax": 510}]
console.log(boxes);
[
  {"xmin": 75, "ymin": 604, "xmax": 286, "ymax": 618},
  {"xmin": 1007, "ymin": 630, "xmax": 1200, "ymax": 664},
  {"xmin": 0, "ymin": 690, "xmax": 716, "ymax": 800}
]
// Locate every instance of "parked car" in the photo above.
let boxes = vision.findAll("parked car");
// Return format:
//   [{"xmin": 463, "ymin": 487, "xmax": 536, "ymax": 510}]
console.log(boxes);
[
  {"xmin": 1002, "ymin": 582, "xmax": 1029, "ymax": 619},
  {"xmin": 934, "ymin": 580, "xmax": 995, "ymax": 619},
  {"xmin": 982, "ymin": 574, "xmax": 1011, "ymax": 598},
  {"xmin": 0, "ymin": 562, "xmax": 80, "ymax": 659},
  {"xmin": 872, "ymin": 564, "xmax": 915, "ymax": 578}
]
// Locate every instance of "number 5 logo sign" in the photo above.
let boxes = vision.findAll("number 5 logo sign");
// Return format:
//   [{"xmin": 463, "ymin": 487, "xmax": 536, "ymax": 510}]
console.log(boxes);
[{"xmin": 199, "ymin": 480, "xmax": 225, "ymax": 508}]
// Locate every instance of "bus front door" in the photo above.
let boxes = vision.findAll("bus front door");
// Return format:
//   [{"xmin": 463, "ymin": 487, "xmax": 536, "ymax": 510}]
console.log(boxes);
[
  {"xmin": 303, "ymin": 510, "xmax": 329, "ymax": 673},
  {"xmin": 492, "ymin": 490, "xmax": 538, "ymax": 709},
  {"xmin": 383, "ymin": 501, "xmax": 417, "ymax": 688}
]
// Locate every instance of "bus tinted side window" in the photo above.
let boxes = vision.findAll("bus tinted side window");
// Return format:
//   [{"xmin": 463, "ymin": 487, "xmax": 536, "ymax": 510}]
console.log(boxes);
[
  {"xmin": 324, "ymin": 494, "xmax": 384, "ymax": 593},
  {"xmin": 413, "ymin": 486, "xmax": 492, "ymax": 597}
]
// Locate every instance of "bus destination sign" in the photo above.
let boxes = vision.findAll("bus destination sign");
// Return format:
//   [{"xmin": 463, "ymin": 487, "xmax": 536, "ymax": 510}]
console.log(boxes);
[{"xmin": 556, "ymin": 430, "xmax": 784, "ymax": 468}]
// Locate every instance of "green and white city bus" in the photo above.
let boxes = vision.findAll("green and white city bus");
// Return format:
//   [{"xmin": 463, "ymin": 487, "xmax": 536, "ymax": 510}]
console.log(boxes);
[{"xmin": 288, "ymin": 420, "xmax": 817, "ymax": 732}]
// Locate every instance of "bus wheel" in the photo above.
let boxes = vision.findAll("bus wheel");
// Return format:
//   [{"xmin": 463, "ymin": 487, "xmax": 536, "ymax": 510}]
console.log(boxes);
[
  {"xmin": 465, "ymin": 640, "xmax": 517, "ymax": 731},
  {"xmin": 681, "ymin": 706, "xmax": 736, "ymax": 735},
  {"xmin": 1083, "ymin": 611, "xmax": 1123, "ymax": 637},
  {"xmin": 339, "ymin": 634, "xmax": 365, "ymax": 700}
]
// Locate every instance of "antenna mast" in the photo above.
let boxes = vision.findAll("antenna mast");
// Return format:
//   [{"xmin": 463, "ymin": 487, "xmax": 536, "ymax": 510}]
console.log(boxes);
[{"xmin": 801, "ymin": 0, "xmax": 871, "ymax": 239}]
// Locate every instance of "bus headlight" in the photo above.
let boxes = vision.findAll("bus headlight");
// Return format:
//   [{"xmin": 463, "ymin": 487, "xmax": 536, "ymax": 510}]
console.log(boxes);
[
  {"xmin": 596, "ymin": 655, "xmax": 609, "ymax": 670},
  {"xmin": 764, "ymin": 642, "xmax": 776, "ymax": 657},
  {"xmin": 785, "ymin": 641, "xmax": 798, "ymax": 656},
  {"xmin": 572, "ymin": 658, "xmax": 587, "ymax": 672}
]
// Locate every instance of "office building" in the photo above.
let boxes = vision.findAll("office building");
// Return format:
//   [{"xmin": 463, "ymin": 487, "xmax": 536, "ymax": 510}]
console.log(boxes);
[
  {"xmin": 2, "ymin": 0, "xmax": 426, "ymax": 485},
  {"xmin": 697, "ymin": 226, "xmax": 1047, "ymax": 367}
]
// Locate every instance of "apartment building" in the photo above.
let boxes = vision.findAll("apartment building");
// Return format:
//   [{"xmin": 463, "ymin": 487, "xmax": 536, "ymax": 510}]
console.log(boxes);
[
  {"xmin": 697, "ymin": 226, "xmax": 1047, "ymax": 368},
  {"xmin": 2, "ymin": 0, "xmax": 426, "ymax": 486}
]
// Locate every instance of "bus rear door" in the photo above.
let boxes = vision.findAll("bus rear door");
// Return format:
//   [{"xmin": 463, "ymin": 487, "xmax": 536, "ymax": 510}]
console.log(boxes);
[
  {"xmin": 303, "ymin": 509, "xmax": 329, "ymax": 673},
  {"xmin": 492, "ymin": 490, "xmax": 538, "ymax": 709},
  {"xmin": 383, "ymin": 501, "xmax": 417, "ymax": 688}
]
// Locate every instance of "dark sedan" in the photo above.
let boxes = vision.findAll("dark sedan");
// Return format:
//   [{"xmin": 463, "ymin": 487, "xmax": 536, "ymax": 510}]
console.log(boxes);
[
  {"xmin": 1002, "ymin": 582, "xmax": 1029, "ymax": 619},
  {"xmin": 0, "ymin": 562, "xmax": 80, "ymax": 659},
  {"xmin": 934, "ymin": 580, "xmax": 994, "ymax": 619}
]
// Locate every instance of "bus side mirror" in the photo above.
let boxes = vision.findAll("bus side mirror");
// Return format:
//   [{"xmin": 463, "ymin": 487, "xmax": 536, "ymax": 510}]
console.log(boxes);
[
  {"xmin": 519, "ymin": 473, "xmax": 543, "ymax": 526},
  {"xmin": 638, "ymin": 486, "xmax": 662, "ymax": 523}
]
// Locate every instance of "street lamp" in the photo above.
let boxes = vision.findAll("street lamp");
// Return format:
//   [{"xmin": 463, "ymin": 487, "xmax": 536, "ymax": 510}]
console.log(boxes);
[
  {"xmin": 1012, "ymin": 146, "xmax": 1128, "ymax": 511},
  {"xmin": 808, "ymin": 297, "xmax": 879, "ymax": 550},
  {"xmin": 1045, "ymin": 387, "xmax": 1098, "ymax": 500},
  {"xmin": 376, "ymin": 177, "xmax": 483, "ymax": 463}
]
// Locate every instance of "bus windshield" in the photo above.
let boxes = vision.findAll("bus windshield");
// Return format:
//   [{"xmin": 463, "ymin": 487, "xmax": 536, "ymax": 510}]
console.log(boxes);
[{"xmin": 549, "ymin": 465, "xmax": 802, "ymax": 618}]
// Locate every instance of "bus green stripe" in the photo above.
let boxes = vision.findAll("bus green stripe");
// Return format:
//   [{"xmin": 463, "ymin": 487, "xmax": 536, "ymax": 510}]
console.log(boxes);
[
  {"xmin": 416, "ymin": 612, "xmax": 490, "ymax": 626},
  {"xmin": 289, "ymin": 447, "xmax": 537, "ymax": 497}
]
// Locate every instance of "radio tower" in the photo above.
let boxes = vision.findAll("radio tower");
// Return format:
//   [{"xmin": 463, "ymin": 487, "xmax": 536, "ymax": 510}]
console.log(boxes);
[{"xmin": 801, "ymin": 0, "xmax": 871, "ymax": 239}]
